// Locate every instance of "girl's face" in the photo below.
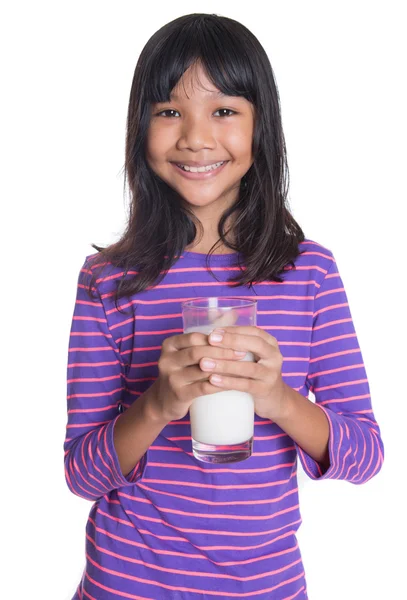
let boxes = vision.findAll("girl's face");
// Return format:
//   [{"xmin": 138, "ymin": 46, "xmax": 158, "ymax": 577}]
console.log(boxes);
[{"xmin": 146, "ymin": 62, "xmax": 255, "ymax": 217}]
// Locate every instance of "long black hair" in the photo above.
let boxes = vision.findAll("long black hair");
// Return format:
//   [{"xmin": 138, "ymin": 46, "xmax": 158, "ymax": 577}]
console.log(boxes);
[{"xmin": 86, "ymin": 13, "xmax": 305, "ymax": 309}]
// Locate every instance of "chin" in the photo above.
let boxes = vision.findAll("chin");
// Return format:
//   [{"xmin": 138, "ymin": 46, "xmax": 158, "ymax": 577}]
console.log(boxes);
[
  {"xmin": 179, "ymin": 193, "xmax": 227, "ymax": 208},
  {"xmin": 176, "ymin": 184, "xmax": 238, "ymax": 205}
]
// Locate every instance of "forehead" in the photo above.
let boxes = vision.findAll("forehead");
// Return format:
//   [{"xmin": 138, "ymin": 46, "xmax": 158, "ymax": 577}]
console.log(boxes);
[
  {"xmin": 169, "ymin": 63, "xmax": 225, "ymax": 101},
  {"xmin": 170, "ymin": 89, "xmax": 227, "ymax": 101}
]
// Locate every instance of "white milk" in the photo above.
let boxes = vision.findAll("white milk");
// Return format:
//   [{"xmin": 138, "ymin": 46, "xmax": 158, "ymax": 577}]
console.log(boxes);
[{"xmin": 185, "ymin": 325, "xmax": 255, "ymax": 445}]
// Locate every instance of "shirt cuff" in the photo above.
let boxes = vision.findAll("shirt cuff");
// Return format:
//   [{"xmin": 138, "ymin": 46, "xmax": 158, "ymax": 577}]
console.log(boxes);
[
  {"xmin": 295, "ymin": 405, "xmax": 342, "ymax": 480},
  {"xmin": 108, "ymin": 414, "xmax": 148, "ymax": 486}
]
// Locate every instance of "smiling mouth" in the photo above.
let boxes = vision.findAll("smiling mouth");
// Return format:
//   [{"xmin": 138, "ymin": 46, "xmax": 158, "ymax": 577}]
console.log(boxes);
[
  {"xmin": 175, "ymin": 161, "xmax": 227, "ymax": 173},
  {"xmin": 170, "ymin": 160, "xmax": 229, "ymax": 180}
]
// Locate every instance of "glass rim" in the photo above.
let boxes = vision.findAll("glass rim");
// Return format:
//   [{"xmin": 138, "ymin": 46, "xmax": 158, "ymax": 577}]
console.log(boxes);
[{"xmin": 181, "ymin": 297, "xmax": 257, "ymax": 310}]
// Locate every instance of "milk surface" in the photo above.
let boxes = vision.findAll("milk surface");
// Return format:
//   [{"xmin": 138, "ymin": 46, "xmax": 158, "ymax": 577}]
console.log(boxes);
[{"xmin": 185, "ymin": 324, "xmax": 255, "ymax": 445}]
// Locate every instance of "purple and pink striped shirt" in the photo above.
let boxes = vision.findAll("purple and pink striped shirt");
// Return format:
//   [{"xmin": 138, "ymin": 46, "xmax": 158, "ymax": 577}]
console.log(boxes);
[{"xmin": 64, "ymin": 238, "xmax": 384, "ymax": 599}]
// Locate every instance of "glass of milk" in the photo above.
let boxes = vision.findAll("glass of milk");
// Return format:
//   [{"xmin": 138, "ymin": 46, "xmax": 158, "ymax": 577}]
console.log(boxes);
[{"xmin": 182, "ymin": 297, "xmax": 257, "ymax": 464}]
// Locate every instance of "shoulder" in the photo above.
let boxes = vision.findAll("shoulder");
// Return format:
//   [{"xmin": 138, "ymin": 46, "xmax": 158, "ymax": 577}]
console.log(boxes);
[
  {"xmin": 78, "ymin": 252, "xmax": 125, "ymax": 297},
  {"xmin": 296, "ymin": 237, "xmax": 336, "ymax": 272}
]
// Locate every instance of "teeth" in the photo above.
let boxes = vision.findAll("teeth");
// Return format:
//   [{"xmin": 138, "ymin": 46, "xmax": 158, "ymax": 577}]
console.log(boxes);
[{"xmin": 177, "ymin": 161, "xmax": 225, "ymax": 173}]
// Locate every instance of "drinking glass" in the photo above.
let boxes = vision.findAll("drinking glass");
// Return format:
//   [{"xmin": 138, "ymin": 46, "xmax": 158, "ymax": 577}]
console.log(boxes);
[{"xmin": 182, "ymin": 297, "xmax": 257, "ymax": 463}]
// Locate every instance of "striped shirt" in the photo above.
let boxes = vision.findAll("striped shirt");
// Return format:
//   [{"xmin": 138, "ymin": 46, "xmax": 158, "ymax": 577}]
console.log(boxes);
[{"xmin": 64, "ymin": 238, "xmax": 384, "ymax": 600}]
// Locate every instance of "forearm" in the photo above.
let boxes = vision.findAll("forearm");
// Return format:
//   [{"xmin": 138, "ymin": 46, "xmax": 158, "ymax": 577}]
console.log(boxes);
[
  {"xmin": 273, "ymin": 383, "xmax": 330, "ymax": 470},
  {"xmin": 113, "ymin": 385, "xmax": 169, "ymax": 477}
]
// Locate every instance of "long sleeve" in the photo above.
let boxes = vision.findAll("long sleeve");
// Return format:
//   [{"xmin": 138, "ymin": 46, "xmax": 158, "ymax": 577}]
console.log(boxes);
[
  {"xmin": 296, "ymin": 253, "xmax": 384, "ymax": 482},
  {"xmin": 64, "ymin": 259, "xmax": 147, "ymax": 501}
]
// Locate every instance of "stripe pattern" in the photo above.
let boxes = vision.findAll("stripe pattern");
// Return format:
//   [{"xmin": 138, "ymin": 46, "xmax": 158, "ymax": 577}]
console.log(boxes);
[{"xmin": 65, "ymin": 239, "xmax": 383, "ymax": 599}]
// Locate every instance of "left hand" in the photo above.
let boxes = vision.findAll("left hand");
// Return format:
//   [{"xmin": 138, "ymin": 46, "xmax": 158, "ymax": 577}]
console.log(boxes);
[{"xmin": 200, "ymin": 326, "xmax": 288, "ymax": 421}]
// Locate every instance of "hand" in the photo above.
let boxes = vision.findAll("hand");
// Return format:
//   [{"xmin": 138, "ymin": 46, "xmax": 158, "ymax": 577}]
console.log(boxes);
[
  {"xmin": 199, "ymin": 326, "xmax": 288, "ymax": 421},
  {"xmin": 147, "ymin": 331, "xmax": 247, "ymax": 423}
]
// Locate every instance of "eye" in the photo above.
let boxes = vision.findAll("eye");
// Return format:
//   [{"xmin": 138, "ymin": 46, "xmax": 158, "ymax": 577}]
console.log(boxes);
[
  {"xmin": 154, "ymin": 108, "xmax": 237, "ymax": 118},
  {"xmin": 156, "ymin": 109, "xmax": 180, "ymax": 118},
  {"xmin": 214, "ymin": 108, "xmax": 237, "ymax": 117}
]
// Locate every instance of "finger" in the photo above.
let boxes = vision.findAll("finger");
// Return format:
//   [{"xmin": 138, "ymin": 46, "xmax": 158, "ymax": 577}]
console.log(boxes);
[
  {"xmin": 183, "ymin": 365, "xmax": 213, "ymax": 384},
  {"xmin": 164, "ymin": 330, "xmax": 215, "ymax": 353},
  {"xmin": 183, "ymin": 366, "xmax": 249, "ymax": 398},
  {"xmin": 176, "ymin": 345, "xmax": 250, "ymax": 368},
  {"xmin": 168, "ymin": 367, "xmax": 223, "ymax": 402},
  {"xmin": 208, "ymin": 330, "xmax": 274, "ymax": 360},
  {"xmin": 211, "ymin": 326, "xmax": 277, "ymax": 346},
  {"xmin": 186, "ymin": 377, "xmax": 229, "ymax": 401},
  {"xmin": 199, "ymin": 356, "xmax": 261, "ymax": 379},
  {"xmin": 208, "ymin": 373, "xmax": 253, "ymax": 393}
]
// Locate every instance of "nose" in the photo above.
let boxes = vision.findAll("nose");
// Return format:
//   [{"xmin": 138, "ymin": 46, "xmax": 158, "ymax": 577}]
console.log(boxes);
[{"xmin": 176, "ymin": 115, "xmax": 217, "ymax": 151}]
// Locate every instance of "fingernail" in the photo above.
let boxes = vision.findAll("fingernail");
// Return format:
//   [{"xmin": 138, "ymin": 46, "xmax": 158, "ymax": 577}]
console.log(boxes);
[
  {"xmin": 211, "ymin": 374, "xmax": 222, "ymax": 384},
  {"xmin": 201, "ymin": 359, "xmax": 216, "ymax": 370},
  {"xmin": 234, "ymin": 351, "xmax": 246, "ymax": 357},
  {"xmin": 210, "ymin": 330, "xmax": 224, "ymax": 343}
]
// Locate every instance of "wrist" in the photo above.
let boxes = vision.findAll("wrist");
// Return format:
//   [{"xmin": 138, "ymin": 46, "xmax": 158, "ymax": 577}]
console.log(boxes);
[
  {"xmin": 142, "ymin": 383, "xmax": 172, "ymax": 428},
  {"xmin": 268, "ymin": 382, "xmax": 295, "ymax": 424}
]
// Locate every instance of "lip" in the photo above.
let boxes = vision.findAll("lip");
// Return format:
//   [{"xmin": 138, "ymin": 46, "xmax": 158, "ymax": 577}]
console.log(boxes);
[
  {"xmin": 171, "ymin": 160, "xmax": 229, "ymax": 167},
  {"xmin": 171, "ymin": 161, "xmax": 228, "ymax": 180}
]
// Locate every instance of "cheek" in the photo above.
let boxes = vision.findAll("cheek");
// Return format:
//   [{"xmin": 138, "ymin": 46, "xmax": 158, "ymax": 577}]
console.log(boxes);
[
  {"xmin": 225, "ymin": 128, "xmax": 254, "ymax": 159},
  {"xmin": 146, "ymin": 128, "xmax": 170, "ymax": 161}
]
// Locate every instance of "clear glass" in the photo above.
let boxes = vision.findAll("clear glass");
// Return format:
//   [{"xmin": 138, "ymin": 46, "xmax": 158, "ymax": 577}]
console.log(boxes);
[{"xmin": 182, "ymin": 297, "xmax": 257, "ymax": 463}]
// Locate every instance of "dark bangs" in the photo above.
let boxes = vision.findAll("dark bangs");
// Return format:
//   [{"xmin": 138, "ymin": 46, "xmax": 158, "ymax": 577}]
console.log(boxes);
[{"xmin": 143, "ymin": 17, "xmax": 258, "ymax": 106}]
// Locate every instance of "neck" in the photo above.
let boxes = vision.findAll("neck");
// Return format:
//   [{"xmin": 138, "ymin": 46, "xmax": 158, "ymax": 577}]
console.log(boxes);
[
  {"xmin": 185, "ymin": 239, "xmax": 236, "ymax": 255},
  {"xmin": 185, "ymin": 221, "xmax": 236, "ymax": 255},
  {"xmin": 183, "ymin": 189, "xmax": 240, "ymax": 255}
]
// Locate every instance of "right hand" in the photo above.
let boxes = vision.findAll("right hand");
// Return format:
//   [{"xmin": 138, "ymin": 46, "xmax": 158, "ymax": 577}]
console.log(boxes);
[{"xmin": 145, "ymin": 331, "xmax": 245, "ymax": 424}]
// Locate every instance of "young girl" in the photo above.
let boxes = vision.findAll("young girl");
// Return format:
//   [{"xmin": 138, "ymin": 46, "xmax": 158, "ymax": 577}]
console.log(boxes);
[{"xmin": 65, "ymin": 13, "xmax": 384, "ymax": 600}]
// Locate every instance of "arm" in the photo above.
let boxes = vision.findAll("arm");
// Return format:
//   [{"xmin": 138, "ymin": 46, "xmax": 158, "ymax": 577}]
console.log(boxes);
[
  {"xmin": 113, "ymin": 386, "xmax": 168, "ymax": 477},
  {"xmin": 64, "ymin": 259, "xmax": 151, "ymax": 500},
  {"xmin": 285, "ymin": 254, "xmax": 384, "ymax": 481},
  {"xmin": 272, "ymin": 385, "xmax": 330, "ymax": 470}
]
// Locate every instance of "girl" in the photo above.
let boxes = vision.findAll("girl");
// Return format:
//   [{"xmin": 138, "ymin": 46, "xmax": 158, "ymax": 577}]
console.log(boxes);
[{"xmin": 65, "ymin": 13, "xmax": 384, "ymax": 600}]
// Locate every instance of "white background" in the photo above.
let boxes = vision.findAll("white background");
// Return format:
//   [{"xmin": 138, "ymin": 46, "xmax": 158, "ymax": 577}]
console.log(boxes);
[{"xmin": 2, "ymin": 1, "xmax": 406, "ymax": 599}]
